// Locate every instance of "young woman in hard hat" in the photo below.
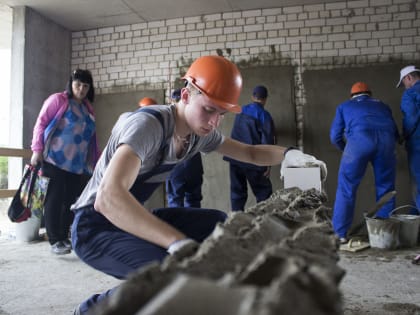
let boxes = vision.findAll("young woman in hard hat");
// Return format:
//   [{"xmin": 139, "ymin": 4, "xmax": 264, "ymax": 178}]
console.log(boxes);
[{"xmin": 70, "ymin": 55, "xmax": 326, "ymax": 314}]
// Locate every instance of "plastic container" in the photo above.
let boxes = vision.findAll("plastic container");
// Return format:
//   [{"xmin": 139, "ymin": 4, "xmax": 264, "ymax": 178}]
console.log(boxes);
[
  {"xmin": 365, "ymin": 216, "xmax": 400, "ymax": 249},
  {"xmin": 15, "ymin": 215, "xmax": 41, "ymax": 242},
  {"xmin": 390, "ymin": 205, "xmax": 420, "ymax": 248}
]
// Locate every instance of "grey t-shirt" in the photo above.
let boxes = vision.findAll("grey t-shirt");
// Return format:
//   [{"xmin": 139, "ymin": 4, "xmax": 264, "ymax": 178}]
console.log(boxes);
[{"xmin": 72, "ymin": 105, "xmax": 224, "ymax": 209}]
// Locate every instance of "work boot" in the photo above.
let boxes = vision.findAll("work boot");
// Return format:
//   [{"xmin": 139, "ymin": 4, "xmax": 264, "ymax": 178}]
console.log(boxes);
[{"xmin": 51, "ymin": 241, "xmax": 71, "ymax": 255}]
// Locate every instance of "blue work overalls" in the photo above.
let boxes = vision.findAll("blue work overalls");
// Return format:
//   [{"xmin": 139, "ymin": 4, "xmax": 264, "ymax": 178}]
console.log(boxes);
[
  {"xmin": 166, "ymin": 152, "xmax": 204, "ymax": 207},
  {"xmin": 223, "ymin": 102, "xmax": 275, "ymax": 211},
  {"xmin": 401, "ymin": 80, "xmax": 420, "ymax": 213},
  {"xmin": 330, "ymin": 95, "xmax": 398, "ymax": 238}
]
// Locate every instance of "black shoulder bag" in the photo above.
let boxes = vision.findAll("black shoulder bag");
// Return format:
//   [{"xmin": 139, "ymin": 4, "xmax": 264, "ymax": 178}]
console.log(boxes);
[{"xmin": 7, "ymin": 165, "xmax": 39, "ymax": 223}]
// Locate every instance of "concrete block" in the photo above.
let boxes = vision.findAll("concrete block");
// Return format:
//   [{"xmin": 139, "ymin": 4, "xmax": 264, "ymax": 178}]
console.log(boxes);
[{"xmin": 283, "ymin": 167, "xmax": 322, "ymax": 192}]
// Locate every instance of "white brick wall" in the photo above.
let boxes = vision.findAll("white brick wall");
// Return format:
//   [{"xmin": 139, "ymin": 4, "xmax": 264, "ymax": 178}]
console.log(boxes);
[{"xmin": 71, "ymin": 0, "xmax": 420, "ymax": 107}]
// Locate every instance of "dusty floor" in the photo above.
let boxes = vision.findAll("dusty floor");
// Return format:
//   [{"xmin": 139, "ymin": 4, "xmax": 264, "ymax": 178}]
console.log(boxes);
[
  {"xmin": 1, "ymin": 208, "xmax": 420, "ymax": 315},
  {"xmin": 339, "ymin": 248, "xmax": 420, "ymax": 315}
]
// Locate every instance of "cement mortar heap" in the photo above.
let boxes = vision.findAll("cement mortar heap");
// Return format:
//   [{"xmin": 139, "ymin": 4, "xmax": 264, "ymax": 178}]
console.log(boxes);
[{"xmin": 93, "ymin": 187, "xmax": 346, "ymax": 315}]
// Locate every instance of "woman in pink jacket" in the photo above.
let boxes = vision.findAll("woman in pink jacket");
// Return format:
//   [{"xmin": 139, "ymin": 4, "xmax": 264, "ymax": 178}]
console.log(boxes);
[{"xmin": 30, "ymin": 69, "xmax": 100, "ymax": 255}]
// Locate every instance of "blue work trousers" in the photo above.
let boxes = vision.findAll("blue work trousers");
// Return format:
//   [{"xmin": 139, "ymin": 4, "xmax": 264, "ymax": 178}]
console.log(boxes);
[
  {"xmin": 71, "ymin": 206, "xmax": 226, "ymax": 313},
  {"xmin": 166, "ymin": 153, "xmax": 203, "ymax": 207},
  {"xmin": 229, "ymin": 164, "xmax": 272, "ymax": 211},
  {"xmin": 332, "ymin": 131, "xmax": 396, "ymax": 238},
  {"xmin": 406, "ymin": 138, "xmax": 420, "ymax": 213}
]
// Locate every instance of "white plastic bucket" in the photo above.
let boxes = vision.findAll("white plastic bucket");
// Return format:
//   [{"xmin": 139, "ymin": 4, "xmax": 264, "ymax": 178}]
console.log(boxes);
[
  {"xmin": 15, "ymin": 215, "xmax": 41, "ymax": 242},
  {"xmin": 365, "ymin": 216, "xmax": 400, "ymax": 249}
]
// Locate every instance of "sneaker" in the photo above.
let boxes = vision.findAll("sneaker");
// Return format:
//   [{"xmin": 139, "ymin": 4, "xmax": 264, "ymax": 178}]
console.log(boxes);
[
  {"xmin": 51, "ymin": 241, "xmax": 71, "ymax": 255},
  {"xmin": 63, "ymin": 239, "xmax": 72, "ymax": 250}
]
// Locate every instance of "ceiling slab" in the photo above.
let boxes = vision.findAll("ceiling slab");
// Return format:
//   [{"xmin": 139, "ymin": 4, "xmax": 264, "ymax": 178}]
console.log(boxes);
[{"xmin": 0, "ymin": 0, "xmax": 344, "ymax": 31}]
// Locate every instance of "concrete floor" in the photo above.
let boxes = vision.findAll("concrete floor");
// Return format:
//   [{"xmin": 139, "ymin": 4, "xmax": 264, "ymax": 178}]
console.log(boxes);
[
  {"xmin": 1, "ymin": 210, "xmax": 420, "ymax": 315},
  {"xmin": 339, "ymin": 248, "xmax": 420, "ymax": 315}
]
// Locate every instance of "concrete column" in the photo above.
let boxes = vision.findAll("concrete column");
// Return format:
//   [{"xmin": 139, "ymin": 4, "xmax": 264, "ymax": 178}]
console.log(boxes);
[{"xmin": 9, "ymin": 6, "xmax": 71, "ymax": 185}]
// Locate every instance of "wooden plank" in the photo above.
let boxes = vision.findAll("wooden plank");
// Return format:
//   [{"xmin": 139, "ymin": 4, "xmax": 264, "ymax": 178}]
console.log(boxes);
[
  {"xmin": 0, "ymin": 189, "xmax": 16, "ymax": 199},
  {"xmin": 0, "ymin": 147, "xmax": 32, "ymax": 158},
  {"xmin": 0, "ymin": 147, "xmax": 32, "ymax": 199}
]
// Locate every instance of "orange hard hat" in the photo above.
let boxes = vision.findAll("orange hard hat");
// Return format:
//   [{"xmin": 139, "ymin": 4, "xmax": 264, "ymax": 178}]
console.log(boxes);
[
  {"xmin": 139, "ymin": 97, "xmax": 157, "ymax": 107},
  {"xmin": 182, "ymin": 55, "xmax": 243, "ymax": 113},
  {"xmin": 350, "ymin": 82, "xmax": 370, "ymax": 96}
]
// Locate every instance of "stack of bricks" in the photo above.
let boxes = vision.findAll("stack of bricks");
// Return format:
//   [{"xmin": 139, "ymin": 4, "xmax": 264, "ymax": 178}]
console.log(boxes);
[{"xmin": 92, "ymin": 187, "xmax": 345, "ymax": 315}]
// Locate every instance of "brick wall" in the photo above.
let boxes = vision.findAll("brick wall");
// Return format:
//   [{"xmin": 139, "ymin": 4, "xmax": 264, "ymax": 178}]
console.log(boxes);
[{"xmin": 71, "ymin": 0, "xmax": 420, "ymax": 108}]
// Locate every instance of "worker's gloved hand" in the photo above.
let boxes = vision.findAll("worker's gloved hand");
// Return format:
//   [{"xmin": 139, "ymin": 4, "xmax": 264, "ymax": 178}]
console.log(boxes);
[
  {"xmin": 167, "ymin": 238, "xmax": 199, "ymax": 260},
  {"xmin": 280, "ymin": 148, "xmax": 327, "ymax": 181}
]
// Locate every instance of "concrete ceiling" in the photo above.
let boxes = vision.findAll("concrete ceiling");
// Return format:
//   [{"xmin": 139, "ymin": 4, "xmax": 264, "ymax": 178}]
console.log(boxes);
[{"xmin": 0, "ymin": 0, "xmax": 343, "ymax": 31}]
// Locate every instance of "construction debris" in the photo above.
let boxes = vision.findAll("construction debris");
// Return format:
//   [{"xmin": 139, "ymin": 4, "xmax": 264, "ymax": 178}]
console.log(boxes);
[{"xmin": 92, "ymin": 188, "xmax": 345, "ymax": 315}]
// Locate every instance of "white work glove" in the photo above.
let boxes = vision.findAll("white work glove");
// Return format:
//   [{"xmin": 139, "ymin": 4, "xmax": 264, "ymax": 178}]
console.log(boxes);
[
  {"xmin": 280, "ymin": 148, "xmax": 327, "ymax": 181},
  {"xmin": 167, "ymin": 238, "xmax": 199, "ymax": 259},
  {"xmin": 162, "ymin": 238, "xmax": 199, "ymax": 271}
]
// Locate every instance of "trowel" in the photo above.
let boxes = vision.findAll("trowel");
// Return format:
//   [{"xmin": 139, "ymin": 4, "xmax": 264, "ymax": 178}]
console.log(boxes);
[{"xmin": 349, "ymin": 190, "xmax": 397, "ymax": 236}]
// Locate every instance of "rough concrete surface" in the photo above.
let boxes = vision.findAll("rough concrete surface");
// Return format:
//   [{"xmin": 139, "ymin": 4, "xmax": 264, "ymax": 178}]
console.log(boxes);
[
  {"xmin": 339, "ymin": 248, "xmax": 420, "ymax": 315},
  {"xmin": 1, "ymin": 192, "xmax": 420, "ymax": 315},
  {"xmin": 91, "ymin": 188, "xmax": 343, "ymax": 315},
  {"xmin": 0, "ymin": 237, "xmax": 121, "ymax": 315}
]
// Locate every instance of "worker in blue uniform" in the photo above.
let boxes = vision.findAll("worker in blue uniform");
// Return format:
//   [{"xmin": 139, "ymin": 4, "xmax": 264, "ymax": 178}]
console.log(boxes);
[
  {"xmin": 166, "ymin": 89, "xmax": 204, "ymax": 207},
  {"xmin": 396, "ymin": 65, "xmax": 420, "ymax": 214},
  {"xmin": 224, "ymin": 85, "xmax": 275, "ymax": 211},
  {"xmin": 330, "ymin": 82, "xmax": 399, "ymax": 243}
]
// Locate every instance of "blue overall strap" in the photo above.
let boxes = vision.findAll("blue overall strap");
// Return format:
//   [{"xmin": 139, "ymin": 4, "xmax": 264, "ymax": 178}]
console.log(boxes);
[
  {"xmin": 135, "ymin": 107, "xmax": 166, "ymax": 162},
  {"xmin": 129, "ymin": 107, "xmax": 175, "ymax": 203}
]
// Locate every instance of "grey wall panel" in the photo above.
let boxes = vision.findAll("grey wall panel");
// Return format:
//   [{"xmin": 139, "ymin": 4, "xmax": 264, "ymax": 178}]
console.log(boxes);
[
  {"xmin": 94, "ymin": 90, "xmax": 166, "ymax": 209},
  {"xmin": 93, "ymin": 65, "xmax": 296, "ymax": 213},
  {"xmin": 201, "ymin": 65, "xmax": 296, "ymax": 211},
  {"xmin": 303, "ymin": 64, "xmax": 412, "ymax": 231},
  {"xmin": 94, "ymin": 90, "xmax": 165, "ymax": 150}
]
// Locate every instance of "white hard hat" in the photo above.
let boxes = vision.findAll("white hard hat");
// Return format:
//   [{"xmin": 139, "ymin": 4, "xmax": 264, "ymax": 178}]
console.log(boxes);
[{"xmin": 396, "ymin": 65, "xmax": 420, "ymax": 87}]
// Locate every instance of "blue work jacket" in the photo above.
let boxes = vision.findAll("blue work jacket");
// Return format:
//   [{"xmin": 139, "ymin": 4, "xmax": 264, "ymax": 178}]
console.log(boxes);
[{"xmin": 330, "ymin": 95, "xmax": 399, "ymax": 151}]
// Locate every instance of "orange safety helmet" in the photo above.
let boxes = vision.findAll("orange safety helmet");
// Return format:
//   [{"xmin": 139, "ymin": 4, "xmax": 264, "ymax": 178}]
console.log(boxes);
[
  {"xmin": 350, "ymin": 82, "xmax": 371, "ymax": 96},
  {"xmin": 138, "ymin": 97, "xmax": 157, "ymax": 107},
  {"xmin": 182, "ymin": 55, "xmax": 243, "ymax": 113}
]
